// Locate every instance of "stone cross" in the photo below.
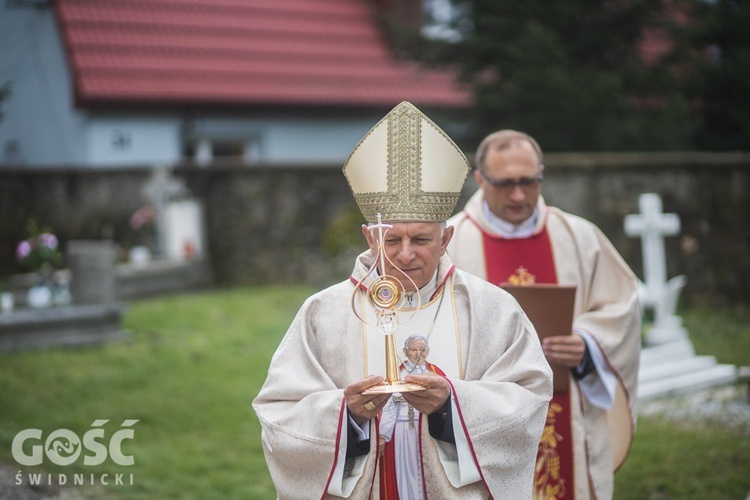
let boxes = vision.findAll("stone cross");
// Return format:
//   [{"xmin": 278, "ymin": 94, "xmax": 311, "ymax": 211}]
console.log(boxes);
[
  {"xmin": 142, "ymin": 166, "xmax": 189, "ymax": 259},
  {"xmin": 624, "ymin": 193, "xmax": 687, "ymax": 345},
  {"xmin": 624, "ymin": 193, "xmax": 680, "ymax": 301}
]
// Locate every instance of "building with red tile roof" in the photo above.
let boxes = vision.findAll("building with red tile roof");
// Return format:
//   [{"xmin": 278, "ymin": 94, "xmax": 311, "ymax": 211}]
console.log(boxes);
[
  {"xmin": 0, "ymin": 0, "xmax": 471, "ymax": 167},
  {"xmin": 56, "ymin": 0, "xmax": 470, "ymax": 109}
]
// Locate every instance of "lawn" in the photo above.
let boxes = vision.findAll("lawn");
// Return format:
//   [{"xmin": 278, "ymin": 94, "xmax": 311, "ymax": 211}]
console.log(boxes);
[
  {"xmin": 0, "ymin": 285, "xmax": 313, "ymax": 499},
  {"xmin": 0, "ymin": 286, "xmax": 748, "ymax": 499},
  {"xmin": 614, "ymin": 305, "xmax": 750, "ymax": 499}
]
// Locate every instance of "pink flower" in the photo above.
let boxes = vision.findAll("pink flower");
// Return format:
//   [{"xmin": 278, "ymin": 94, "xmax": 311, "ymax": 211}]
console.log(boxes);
[
  {"xmin": 16, "ymin": 239, "xmax": 32, "ymax": 261},
  {"xmin": 130, "ymin": 205, "xmax": 156, "ymax": 231},
  {"xmin": 38, "ymin": 232, "xmax": 58, "ymax": 250}
]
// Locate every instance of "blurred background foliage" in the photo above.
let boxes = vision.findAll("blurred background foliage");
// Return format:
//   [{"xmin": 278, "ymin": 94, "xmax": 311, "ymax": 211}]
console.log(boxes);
[{"xmin": 376, "ymin": 0, "xmax": 750, "ymax": 153}]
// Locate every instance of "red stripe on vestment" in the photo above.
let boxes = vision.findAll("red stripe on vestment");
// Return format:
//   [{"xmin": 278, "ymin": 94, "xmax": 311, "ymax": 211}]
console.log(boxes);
[
  {"xmin": 478, "ymin": 225, "xmax": 576, "ymax": 498},
  {"xmin": 322, "ymin": 398, "xmax": 349, "ymax": 499},
  {"xmin": 535, "ymin": 393, "xmax": 575, "ymax": 498}
]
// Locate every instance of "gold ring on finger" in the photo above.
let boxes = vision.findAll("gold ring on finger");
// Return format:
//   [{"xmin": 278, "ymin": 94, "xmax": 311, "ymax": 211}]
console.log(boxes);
[{"xmin": 364, "ymin": 401, "xmax": 376, "ymax": 411}]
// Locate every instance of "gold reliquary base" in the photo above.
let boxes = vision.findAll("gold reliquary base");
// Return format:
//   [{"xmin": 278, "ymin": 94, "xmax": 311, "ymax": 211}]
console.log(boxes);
[{"xmin": 362, "ymin": 381, "xmax": 426, "ymax": 395}]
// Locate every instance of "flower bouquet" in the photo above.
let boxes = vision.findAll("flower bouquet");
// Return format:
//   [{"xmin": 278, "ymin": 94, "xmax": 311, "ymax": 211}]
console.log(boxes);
[
  {"xmin": 15, "ymin": 220, "xmax": 64, "ymax": 274},
  {"xmin": 15, "ymin": 219, "xmax": 66, "ymax": 308}
]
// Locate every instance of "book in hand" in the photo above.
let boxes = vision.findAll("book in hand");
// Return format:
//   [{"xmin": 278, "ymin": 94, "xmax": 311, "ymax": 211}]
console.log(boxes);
[{"xmin": 501, "ymin": 284, "xmax": 577, "ymax": 394}]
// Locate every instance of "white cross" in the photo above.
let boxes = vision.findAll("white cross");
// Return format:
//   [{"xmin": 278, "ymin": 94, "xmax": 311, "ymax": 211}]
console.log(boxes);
[{"xmin": 624, "ymin": 193, "xmax": 680, "ymax": 304}]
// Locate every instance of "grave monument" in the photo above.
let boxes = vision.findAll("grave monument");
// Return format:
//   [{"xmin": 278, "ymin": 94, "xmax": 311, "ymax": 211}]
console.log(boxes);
[
  {"xmin": 624, "ymin": 192, "xmax": 688, "ymax": 346},
  {"xmin": 0, "ymin": 240, "xmax": 128, "ymax": 352},
  {"xmin": 117, "ymin": 166, "xmax": 212, "ymax": 299},
  {"xmin": 625, "ymin": 193, "xmax": 737, "ymax": 400}
]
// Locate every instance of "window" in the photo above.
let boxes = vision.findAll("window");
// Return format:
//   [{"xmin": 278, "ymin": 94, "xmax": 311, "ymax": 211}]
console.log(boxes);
[{"xmin": 183, "ymin": 136, "xmax": 261, "ymax": 166}]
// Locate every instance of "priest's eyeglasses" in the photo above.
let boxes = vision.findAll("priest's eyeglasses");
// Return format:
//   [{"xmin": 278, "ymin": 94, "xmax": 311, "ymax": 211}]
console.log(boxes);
[{"xmin": 478, "ymin": 170, "xmax": 544, "ymax": 191}]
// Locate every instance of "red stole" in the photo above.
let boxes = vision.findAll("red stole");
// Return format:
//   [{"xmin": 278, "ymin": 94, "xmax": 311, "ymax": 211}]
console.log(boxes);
[
  {"xmin": 481, "ymin": 227, "xmax": 576, "ymax": 499},
  {"xmin": 379, "ymin": 439, "xmax": 400, "ymax": 500},
  {"xmin": 482, "ymin": 229, "xmax": 558, "ymax": 286}
]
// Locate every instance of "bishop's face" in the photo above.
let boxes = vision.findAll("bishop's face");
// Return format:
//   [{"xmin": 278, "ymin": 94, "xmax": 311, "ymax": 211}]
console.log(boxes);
[{"xmin": 363, "ymin": 221, "xmax": 454, "ymax": 292}]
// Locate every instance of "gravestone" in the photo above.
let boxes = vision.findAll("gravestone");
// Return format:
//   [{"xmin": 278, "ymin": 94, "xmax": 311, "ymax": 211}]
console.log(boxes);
[
  {"xmin": 0, "ymin": 303, "xmax": 129, "ymax": 352},
  {"xmin": 164, "ymin": 198, "xmax": 205, "ymax": 261},
  {"xmin": 116, "ymin": 166, "xmax": 212, "ymax": 298},
  {"xmin": 67, "ymin": 240, "xmax": 118, "ymax": 305},
  {"xmin": 142, "ymin": 166, "xmax": 191, "ymax": 259},
  {"xmin": 625, "ymin": 193, "xmax": 737, "ymax": 400},
  {"xmin": 0, "ymin": 241, "xmax": 129, "ymax": 352}
]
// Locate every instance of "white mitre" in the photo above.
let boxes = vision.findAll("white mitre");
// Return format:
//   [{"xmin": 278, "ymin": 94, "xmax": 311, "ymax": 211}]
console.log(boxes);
[{"xmin": 343, "ymin": 101, "xmax": 471, "ymax": 222}]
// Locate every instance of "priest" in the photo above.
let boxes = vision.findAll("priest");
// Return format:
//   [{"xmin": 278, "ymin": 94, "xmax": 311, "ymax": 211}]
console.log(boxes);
[
  {"xmin": 447, "ymin": 130, "xmax": 641, "ymax": 499},
  {"xmin": 253, "ymin": 103, "xmax": 553, "ymax": 499}
]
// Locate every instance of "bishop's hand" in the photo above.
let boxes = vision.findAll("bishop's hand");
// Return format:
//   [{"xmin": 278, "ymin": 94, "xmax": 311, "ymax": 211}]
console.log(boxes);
[
  {"xmin": 344, "ymin": 375, "xmax": 391, "ymax": 425},
  {"xmin": 401, "ymin": 372, "xmax": 450, "ymax": 415}
]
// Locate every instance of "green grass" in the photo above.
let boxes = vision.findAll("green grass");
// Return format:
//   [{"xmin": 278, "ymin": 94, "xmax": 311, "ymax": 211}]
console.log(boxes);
[
  {"xmin": 0, "ymin": 288, "xmax": 748, "ymax": 499},
  {"xmin": 0, "ymin": 285, "xmax": 313, "ymax": 499},
  {"xmin": 615, "ymin": 417, "xmax": 750, "ymax": 499},
  {"xmin": 683, "ymin": 306, "xmax": 750, "ymax": 368},
  {"xmin": 614, "ymin": 305, "xmax": 750, "ymax": 499}
]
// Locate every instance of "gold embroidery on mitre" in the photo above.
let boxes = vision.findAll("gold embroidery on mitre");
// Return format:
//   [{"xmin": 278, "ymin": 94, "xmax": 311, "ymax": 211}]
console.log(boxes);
[
  {"xmin": 533, "ymin": 402, "xmax": 567, "ymax": 500},
  {"xmin": 507, "ymin": 266, "xmax": 536, "ymax": 286},
  {"xmin": 342, "ymin": 101, "xmax": 471, "ymax": 222}
]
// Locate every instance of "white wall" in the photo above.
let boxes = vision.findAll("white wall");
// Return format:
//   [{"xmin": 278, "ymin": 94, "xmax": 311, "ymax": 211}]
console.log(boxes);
[
  {"xmin": 87, "ymin": 116, "xmax": 182, "ymax": 166},
  {"xmin": 263, "ymin": 116, "xmax": 376, "ymax": 164},
  {"xmin": 186, "ymin": 114, "xmax": 381, "ymax": 165}
]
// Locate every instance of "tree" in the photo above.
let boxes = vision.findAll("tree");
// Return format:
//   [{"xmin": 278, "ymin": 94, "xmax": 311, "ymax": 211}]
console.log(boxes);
[
  {"xmin": 677, "ymin": 0, "xmax": 750, "ymax": 151},
  {"xmin": 380, "ymin": 0, "xmax": 699, "ymax": 151}
]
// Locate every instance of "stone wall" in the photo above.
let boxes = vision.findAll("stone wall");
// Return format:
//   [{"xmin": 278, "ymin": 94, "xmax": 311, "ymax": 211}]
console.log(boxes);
[
  {"xmin": 1, "ymin": 152, "xmax": 748, "ymax": 306},
  {"xmin": 536, "ymin": 152, "xmax": 750, "ymax": 308}
]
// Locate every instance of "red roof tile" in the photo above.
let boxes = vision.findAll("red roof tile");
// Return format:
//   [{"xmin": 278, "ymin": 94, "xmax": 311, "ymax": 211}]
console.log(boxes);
[{"xmin": 54, "ymin": 0, "xmax": 471, "ymax": 108}]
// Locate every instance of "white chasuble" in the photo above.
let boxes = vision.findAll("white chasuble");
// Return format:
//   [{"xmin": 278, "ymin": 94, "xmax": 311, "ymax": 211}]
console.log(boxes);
[
  {"xmin": 448, "ymin": 193, "xmax": 641, "ymax": 500},
  {"xmin": 354, "ymin": 274, "xmax": 482, "ymax": 493},
  {"xmin": 253, "ymin": 251, "xmax": 553, "ymax": 500}
]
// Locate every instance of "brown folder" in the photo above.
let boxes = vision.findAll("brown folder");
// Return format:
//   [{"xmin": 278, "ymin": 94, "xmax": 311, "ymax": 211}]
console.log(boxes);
[{"xmin": 501, "ymin": 284, "xmax": 577, "ymax": 394}]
